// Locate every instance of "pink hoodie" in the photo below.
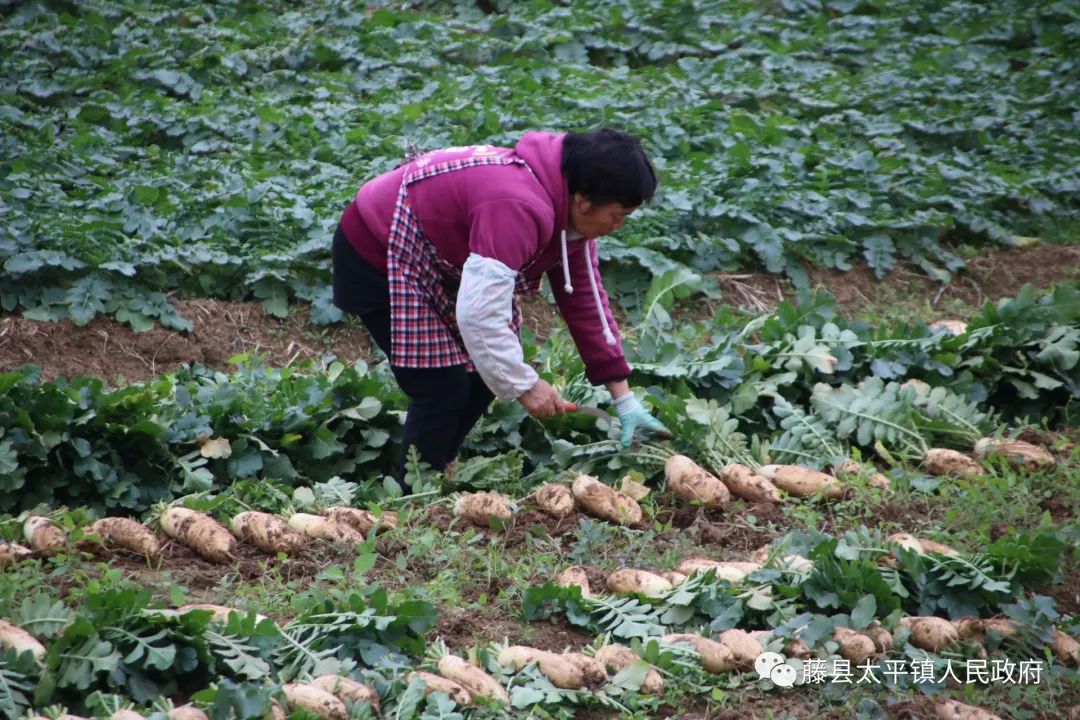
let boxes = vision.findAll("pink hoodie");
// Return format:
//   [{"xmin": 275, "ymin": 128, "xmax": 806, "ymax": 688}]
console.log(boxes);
[{"xmin": 339, "ymin": 132, "xmax": 630, "ymax": 384}]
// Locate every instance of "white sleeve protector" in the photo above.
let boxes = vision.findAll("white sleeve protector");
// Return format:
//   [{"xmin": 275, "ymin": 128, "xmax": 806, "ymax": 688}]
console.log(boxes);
[{"xmin": 456, "ymin": 253, "xmax": 539, "ymax": 401}]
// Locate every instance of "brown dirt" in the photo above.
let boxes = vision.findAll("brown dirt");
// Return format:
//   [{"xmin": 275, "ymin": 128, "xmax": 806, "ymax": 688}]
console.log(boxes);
[
  {"xmin": 1039, "ymin": 562, "xmax": 1080, "ymax": 617},
  {"xmin": 692, "ymin": 243, "xmax": 1080, "ymax": 319},
  {"xmin": 708, "ymin": 691, "xmax": 842, "ymax": 719},
  {"xmin": 90, "ymin": 538, "xmax": 340, "ymax": 618},
  {"xmin": 0, "ymin": 295, "xmax": 559, "ymax": 385},
  {"xmin": 692, "ymin": 503, "xmax": 784, "ymax": 555},
  {"xmin": 885, "ymin": 698, "xmax": 938, "ymax": 719},
  {"xmin": 819, "ymin": 495, "xmax": 945, "ymax": 537},
  {"xmin": 3, "ymin": 245, "xmax": 1074, "ymax": 385},
  {"xmin": 806, "ymin": 244, "xmax": 1080, "ymax": 316},
  {"xmin": 436, "ymin": 603, "xmax": 594, "ymax": 655},
  {"xmin": 583, "ymin": 689, "xmax": 839, "ymax": 719},
  {"xmin": 1039, "ymin": 496, "xmax": 1077, "ymax": 525},
  {"xmin": 504, "ymin": 507, "xmax": 586, "ymax": 548},
  {"xmin": 417, "ymin": 504, "xmax": 456, "ymax": 533},
  {"xmin": 580, "ymin": 565, "xmax": 609, "ymax": 594}
]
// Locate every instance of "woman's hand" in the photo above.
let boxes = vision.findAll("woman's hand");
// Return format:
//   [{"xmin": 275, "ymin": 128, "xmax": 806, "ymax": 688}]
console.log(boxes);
[
  {"xmin": 612, "ymin": 393, "xmax": 670, "ymax": 447},
  {"xmin": 518, "ymin": 378, "xmax": 569, "ymax": 418}
]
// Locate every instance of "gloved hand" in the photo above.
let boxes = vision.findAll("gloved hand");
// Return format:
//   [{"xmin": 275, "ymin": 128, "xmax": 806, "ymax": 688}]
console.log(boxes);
[{"xmin": 613, "ymin": 393, "xmax": 670, "ymax": 447}]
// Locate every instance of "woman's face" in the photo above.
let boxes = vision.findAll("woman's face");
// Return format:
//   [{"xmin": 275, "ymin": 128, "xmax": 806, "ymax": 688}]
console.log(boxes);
[{"xmin": 569, "ymin": 194, "xmax": 637, "ymax": 238}]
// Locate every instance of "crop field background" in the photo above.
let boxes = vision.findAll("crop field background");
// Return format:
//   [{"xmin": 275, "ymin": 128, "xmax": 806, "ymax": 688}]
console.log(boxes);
[{"xmin": 0, "ymin": 1, "xmax": 1078, "ymax": 719}]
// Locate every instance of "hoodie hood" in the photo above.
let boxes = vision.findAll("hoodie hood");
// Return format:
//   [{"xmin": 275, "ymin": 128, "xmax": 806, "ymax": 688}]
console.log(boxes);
[
  {"xmin": 513, "ymin": 131, "xmax": 616, "ymax": 347},
  {"xmin": 513, "ymin": 131, "xmax": 569, "ymax": 242}
]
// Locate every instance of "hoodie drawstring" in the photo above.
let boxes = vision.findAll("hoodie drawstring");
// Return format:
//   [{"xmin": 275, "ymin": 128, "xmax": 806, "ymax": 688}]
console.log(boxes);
[
  {"xmin": 561, "ymin": 230, "xmax": 616, "ymax": 346},
  {"xmin": 560, "ymin": 229, "xmax": 573, "ymax": 294}
]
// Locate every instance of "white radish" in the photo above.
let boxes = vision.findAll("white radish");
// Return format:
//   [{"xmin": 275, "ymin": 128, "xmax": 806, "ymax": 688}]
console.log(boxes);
[
  {"xmin": 661, "ymin": 634, "xmax": 735, "ymax": 674},
  {"xmin": 831, "ymin": 460, "xmax": 891, "ymax": 490},
  {"xmin": 557, "ymin": 566, "xmax": 592, "ymax": 597},
  {"xmin": 310, "ymin": 674, "xmax": 380, "ymax": 711},
  {"xmin": 1051, "ymin": 629, "xmax": 1079, "ymax": 666},
  {"xmin": 167, "ymin": 707, "xmax": 209, "ymax": 720},
  {"xmin": 0, "ymin": 542, "xmax": 33, "ymax": 566},
  {"xmin": 757, "ymin": 465, "xmax": 846, "ymax": 500},
  {"xmin": 564, "ymin": 652, "xmax": 607, "ymax": 685},
  {"xmin": 407, "ymin": 671, "xmax": 471, "ymax": 705},
  {"xmin": 437, "ymin": 655, "xmax": 509, "ymax": 704},
  {"xmin": 178, "ymin": 604, "xmax": 270, "ymax": 625},
  {"xmin": 326, "ymin": 506, "xmax": 398, "ymax": 535},
  {"xmin": 453, "ymin": 493, "xmax": 514, "ymax": 527},
  {"xmin": 714, "ymin": 628, "xmax": 762, "ymax": 669},
  {"xmin": 928, "ymin": 320, "xmax": 967, "ymax": 336},
  {"xmin": 594, "ymin": 645, "xmax": 664, "ymax": 694},
  {"xmin": 618, "ymin": 475, "xmax": 651, "ymax": 501},
  {"xmin": 933, "ymin": 699, "xmax": 1002, "ymax": 720},
  {"xmin": 606, "ymin": 569, "xmax": 672, "ymax": 598},
  {"xmin": 973, "ymin": 438, "xmax": 1054, "ymax": 470},
  {"xmin": 287, "ymin": 513, "xmax": 364, "ymax": 543},
  {"xmin": 900, "ymin": 616, "xmax": 959, "ymax": 651},
  {"xmin": 24, "ymin": 516, "xmax": 65, "ymax": 554},
  {"xmin": 535, "ymin": 484, "xmax": 575, "ymax": 517},
  {"xmin": 230, "ymin": 512, "xmax": 305, "ymax": 555},
  {"xmin": 923, "ymin": 449, "xmax": 984, "ymax": 478},
  {"xmin": 0, "ymin": 619, "xmax": 46, "ymax": 661},
  {"xmin": 664, "ymin": 455, "xmax": 730, "ymax": 508},
  {"xmin": 571, "ymin": 475, "xmax": 642, "ymax": 525},
  {"xmin": 160, "ymin": 507, "xmax": 236, "ymax": 562},
  {"xmin": 832, "ymin": 627, "xmax": 876, "ymax": 663},
  {"xmin": 660, "ymin": 571, "xmax": 688, "ymax": 586},
  {"xmin": 90, "ymin": 518, "xmax": 162, "ymax": 557},
  {"xmin": 719, "ymin": 464, "xmax": 783, "ymax": 503},
  {"xmin": 110, "ymin": 711, "xmax": 145, "ymax": 720},
  {"xmin": 676, "ymin": 558, "xmax": 760, "ymax": 582},
  {"xmin": 888, "ymin": 533, "xmax": 925, "ymax": 554},
  {"xmin": 281, "ymin": 683, "xmax": 347, "ymax": 720},
  {"xmin": 498, "ymin": 646, "xmax": 584, "ymax": 689},
  {"xmin": 864, "ymin": 623, "xmax": 893, "ymax": 654}
]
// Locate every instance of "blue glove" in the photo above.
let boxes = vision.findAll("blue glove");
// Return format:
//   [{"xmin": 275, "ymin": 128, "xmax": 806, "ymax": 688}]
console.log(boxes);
[{"xmin": 613, "ymin": 393, "xmax": 670, "ymax": 447}]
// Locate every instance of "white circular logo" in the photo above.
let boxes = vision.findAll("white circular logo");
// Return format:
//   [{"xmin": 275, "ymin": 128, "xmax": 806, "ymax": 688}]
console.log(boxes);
[
  {"xmin": 754, "ymin": 651, "xmax": 786, "ymax": 678},
  {"xmin": 770, "ymin": 663, "xmax": 798, "ymax": 688}
]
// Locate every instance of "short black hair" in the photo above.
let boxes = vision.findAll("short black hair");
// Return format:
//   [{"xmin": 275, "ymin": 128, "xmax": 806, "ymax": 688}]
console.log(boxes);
[{"xmin": 562, "ymin": 128, "xmax": 657, "ymax": 208}]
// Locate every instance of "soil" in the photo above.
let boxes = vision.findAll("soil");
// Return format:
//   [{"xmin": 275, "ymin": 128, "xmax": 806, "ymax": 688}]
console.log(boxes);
[
  {"xmin": 583, "ymin": 688, "xmax": 840, "ymax": 719},
  {"xmin": 436, "ymin": 604, "xmax": 594, "ymax": 655},
  {"xmin": 0, "ymin": 295, "xmax": 558, "ymax": 384},
  {"xmin": 805, "ymin": 243, "xmax": 1080, "ymax": 315},
  {"xmin": 503, "ymin": 507, "xmax": 587, "ymax": 548},
  {"xmin": 1038, "ymin": 562, "xmax": 1080, "ymax": 617},
  {"xmin": 6, "ymin": 245, "xmax": 1079, "ymax": 715},
  {"xmin": 2, "ymin": 246, "xmax": 1076, "ymax": 384},
  {"xmin": 690, "ymin": 243, "xmax": 1080, "ymax": 322}
]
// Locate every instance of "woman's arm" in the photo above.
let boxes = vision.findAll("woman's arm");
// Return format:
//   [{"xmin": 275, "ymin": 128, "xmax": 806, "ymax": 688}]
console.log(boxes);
[
  {"xmin": 605, "ymin": 378, "xmax": 631, "ymax": 399},
  {"xmin": 457, "ymin": 254, "xmax": 568, "ymax": 418}
]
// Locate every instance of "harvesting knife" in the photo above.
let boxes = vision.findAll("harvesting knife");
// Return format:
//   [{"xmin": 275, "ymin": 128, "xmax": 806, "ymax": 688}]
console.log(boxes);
[{"xmin": 564, "ymin": 402, "xmax": 674, "ymax": 440}]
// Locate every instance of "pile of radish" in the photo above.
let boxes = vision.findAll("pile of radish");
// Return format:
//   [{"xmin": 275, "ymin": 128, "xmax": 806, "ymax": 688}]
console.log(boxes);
[
  {"xmin": 0, "ymin": 506, "xmax": 399, "ymax": 566},
  {"xmin": 3, "ymin": 438, "xmax": 1055, "ymax": 569},
  {"xmin": 451, "ymin": 453, "xmax": 895, "ymax": 531},
  {"xmin": 4, "ymin": 547, "xmax": 1074, "ymax": 720},
  {"xmin": 923, "ymin": 437, "xmax": 1054, "ymax": 478},
  {"xmin": 0, "ymin": 440, "xmax": 1065, "ymax": 720}
]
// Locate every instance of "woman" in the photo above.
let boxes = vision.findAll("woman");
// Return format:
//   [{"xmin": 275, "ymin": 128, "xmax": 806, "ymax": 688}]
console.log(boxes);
[{"xmin": 332, "ymin": 127, "xmax": 669, "ymax": 482}]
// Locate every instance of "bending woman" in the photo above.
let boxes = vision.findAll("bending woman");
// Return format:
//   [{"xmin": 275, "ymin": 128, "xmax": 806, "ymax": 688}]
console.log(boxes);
[{"xmin": 332, "ymin": 127, "xmax": 668, "ymax": 482}]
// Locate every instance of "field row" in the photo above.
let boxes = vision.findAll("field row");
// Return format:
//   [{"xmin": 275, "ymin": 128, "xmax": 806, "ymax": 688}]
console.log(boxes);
[
  {"xmin": 2, "ymin": 1, "xmax": 1078, "ymax": 327},
  {"xmin": 2, "ymin": 284, "xmax": 1075, "ymax": 520},
  {"xmin": 2, "ymin": 476, "xmax": 1076, "ymax": 719}
]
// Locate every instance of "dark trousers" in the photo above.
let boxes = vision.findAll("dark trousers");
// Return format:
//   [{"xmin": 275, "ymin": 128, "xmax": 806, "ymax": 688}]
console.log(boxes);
[{"xmin": 331, "ymin": 226, "xmax": 494, "ymax": 482}]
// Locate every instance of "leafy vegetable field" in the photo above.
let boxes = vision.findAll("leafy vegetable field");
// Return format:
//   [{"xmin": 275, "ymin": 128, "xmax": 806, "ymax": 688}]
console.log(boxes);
[
  {"xmin": 2, "ymin": 0, "xmax": 1079, "ymax": 327},
  {"xmin": 1, "ymin": 1, "xmax": 1079, "ymax": 720}
]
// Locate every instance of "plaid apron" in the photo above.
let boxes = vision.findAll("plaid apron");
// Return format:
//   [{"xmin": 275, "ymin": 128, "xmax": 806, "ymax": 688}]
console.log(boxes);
[{"xmin": 387, "ymin": 150, "xmax": 544, "ymax": 369}]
